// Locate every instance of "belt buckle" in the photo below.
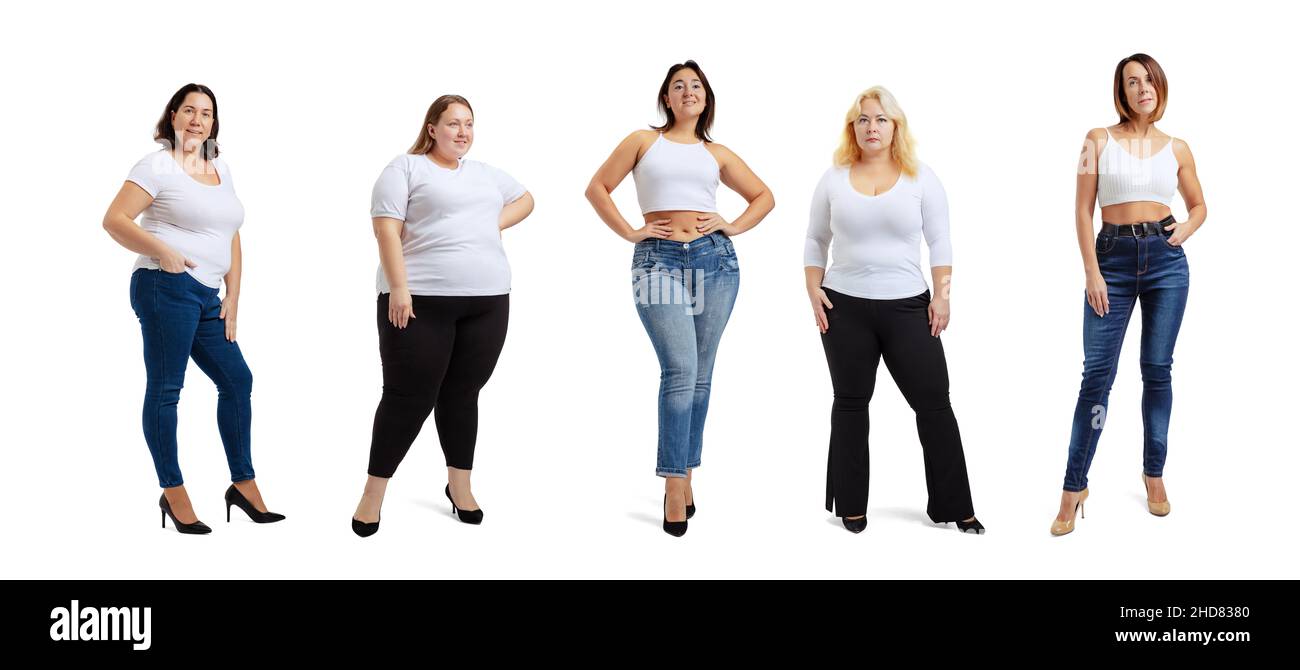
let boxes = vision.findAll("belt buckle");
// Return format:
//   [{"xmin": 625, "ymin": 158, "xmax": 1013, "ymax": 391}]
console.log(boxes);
[{"xmin": 1133, "ymin": 224, "xmax": 1148, "ymax": 238}]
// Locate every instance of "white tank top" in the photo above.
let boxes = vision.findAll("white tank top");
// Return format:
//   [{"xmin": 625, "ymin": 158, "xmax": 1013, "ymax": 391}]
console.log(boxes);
[
  {"xmin": 632, "ymin": 133, "xmax": 720, "ymax": 214},
  {"xmin": 1096, "ymin": 129, "xmax": 1179, "ymax": 208}
]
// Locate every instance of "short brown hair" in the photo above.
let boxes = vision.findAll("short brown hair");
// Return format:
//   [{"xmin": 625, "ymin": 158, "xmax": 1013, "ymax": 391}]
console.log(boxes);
[
  {"xmin": 408, "ymin": 95, "xmax": 473, "ymax": 155},
  {"xmin": 1113, "ymin": 54, "xmax": 1168, "ymax": 124}
]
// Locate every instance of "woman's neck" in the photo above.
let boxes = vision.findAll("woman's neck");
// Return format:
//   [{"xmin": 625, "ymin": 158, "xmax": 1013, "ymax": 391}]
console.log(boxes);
[
  {"xmin": 172, "ymin": 145, "xmax": 207, "ymax": 169},
  {"xmin": 427, "ymin": 149, "xmax": 459, "ymax": 169},
  {"xmin": 663, "ymin": 123, "xmax": 699, "ymax": 143},
  {"xmin": 1121, "ymin": 118, "xmax": 1156, "ymax": 137},
  {"xmin": 857, "ymin": 149, "xmax": 894, "ymax": 169}
]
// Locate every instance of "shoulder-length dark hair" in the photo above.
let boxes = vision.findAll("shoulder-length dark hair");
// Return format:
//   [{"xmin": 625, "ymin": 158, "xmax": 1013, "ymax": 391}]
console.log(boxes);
[
  {"xmin": 154, "ymin": 83, "xmax": 220, "ymax": 159},
  {"xmin": 409, "ymin": 95, "xmax": 474, "ymax": 155},
  {"xmin": 1113, "ymin": 53, "xmax": 1169, "ymax": 124},
  {"xmin": 650, "ymin": 60, "xmax": 715, "ymax": 142}
]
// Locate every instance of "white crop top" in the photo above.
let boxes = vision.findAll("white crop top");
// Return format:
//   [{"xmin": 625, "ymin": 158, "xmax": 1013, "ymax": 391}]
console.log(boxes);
[
  {"xmin": 631, "ymin": 133, "xmax": 719, "ymax": 214},
  {"xmin": 1096, "ymin": 129, "xmax": 1179, "ymax": 208},
  {"xmin": 804, "ymin": 163, "xmax": 952, "ymax": 300}
]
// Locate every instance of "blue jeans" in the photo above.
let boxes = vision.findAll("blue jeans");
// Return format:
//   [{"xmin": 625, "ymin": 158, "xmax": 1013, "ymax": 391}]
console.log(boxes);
[
  {"xmin": 130, "ymin": 269, "xmax": 255, "ymax": 488},
  {"xmin": 1063, "ymin": 224, "xmax": 1189, "ymax": 492},
  {"xmin": 631, "ymin": 232, "xmax": 740, "ymax": 478}
]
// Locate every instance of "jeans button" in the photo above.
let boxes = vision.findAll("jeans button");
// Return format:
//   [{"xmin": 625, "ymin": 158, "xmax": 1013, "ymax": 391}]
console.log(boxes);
[{"xmin": 682, "ymin": 243, "xmax": 689, "ymax": 250}]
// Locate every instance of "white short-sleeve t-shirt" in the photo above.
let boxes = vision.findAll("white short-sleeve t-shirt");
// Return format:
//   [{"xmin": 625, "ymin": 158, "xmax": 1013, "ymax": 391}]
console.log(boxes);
[
  {"xmin": 370, "ymin": 154, "xmax": 527, "ymax": 296},
  {"xmin": 127, "ymin": 150, "xmax": 245, "ymax": 289}
]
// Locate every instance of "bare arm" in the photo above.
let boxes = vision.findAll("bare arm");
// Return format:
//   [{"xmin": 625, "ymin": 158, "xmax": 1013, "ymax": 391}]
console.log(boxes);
[
  {"xmin": 225, "ymin": 232, "xmax": 242, "ymax": 300},
  {"xmin": 102, "ymin": 182, "xmax": 192, "ymax": 272},
  {"xmin": 1167, "ymin": 139, "xmax": 1206, "ymax": 245},
  {"xmin": 221, "ymin": 232, "xmax": 242, "ymax": 341},
  {"xmin": 373, "ymin": 216, "xmax": 414, "ymax": 328},
  {"xmin": 499, "ymin": 192, "xmax": 534, "ymax": 231},
  {"xmin": 1076, "ymin": 128, "xmax": 1109, "ymax": 316},
  {"xmin": 699, "ymin": 144, "xmax": 775, "ymax": 236},
  {"xmin": 585, "ymin": 131, "xmax": 670, "ymax": 242}
]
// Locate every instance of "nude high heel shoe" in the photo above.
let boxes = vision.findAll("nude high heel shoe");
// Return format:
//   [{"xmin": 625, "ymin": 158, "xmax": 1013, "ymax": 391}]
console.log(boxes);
[
  {"xmin": 1050, "ymin": 488, "xmax": 1089, "ymax": 536},
  {"xmin": 1142, "ymin": 474, "xmax": 1170, "ymax": 517}
]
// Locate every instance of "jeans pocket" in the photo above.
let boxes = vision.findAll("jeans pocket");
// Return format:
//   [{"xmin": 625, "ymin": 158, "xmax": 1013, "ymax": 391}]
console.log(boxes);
[
  {"xmin": 1161, "ymin": 234, "xmax": 1184, "ymax": 252},
  {"xmin": 1095, "ymin": 234, "xmax": 1117, "ymax": 255},
  {"xmin": 129, "ymin": 271, "xmax": 140, "ymax": 310}
]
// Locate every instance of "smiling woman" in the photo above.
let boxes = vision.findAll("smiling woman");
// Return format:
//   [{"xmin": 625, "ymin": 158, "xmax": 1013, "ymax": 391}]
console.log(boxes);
[
  {"xmin": 101, "ymin": 83, "xmax": 284, "ymax": 534},
  {"xmin": 351, "ymin": 94, "xmax": 536, "ymax": 538},
  {"xmin": 585, "ymin": 60, "xmax": 775, "ymax": 537}
]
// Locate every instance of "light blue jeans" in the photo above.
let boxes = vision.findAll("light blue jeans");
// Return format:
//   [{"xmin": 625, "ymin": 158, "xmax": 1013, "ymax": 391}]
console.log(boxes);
[{"xmin": 631, "ymin": 232, "xmax": 740, "ymax": 477}]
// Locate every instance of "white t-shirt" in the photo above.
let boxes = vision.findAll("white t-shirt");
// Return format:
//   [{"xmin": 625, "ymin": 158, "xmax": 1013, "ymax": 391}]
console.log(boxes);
[
  {"xmin": 370, "ymin": 154, "xmax": 527, "ymax": 296},
  {"xmin": 127, "ymin": 150, "xmax": 245, "ymax": 289},
  {"xmin": 804, "ymin": 163, "xmax": 952, "ymax": 300}
]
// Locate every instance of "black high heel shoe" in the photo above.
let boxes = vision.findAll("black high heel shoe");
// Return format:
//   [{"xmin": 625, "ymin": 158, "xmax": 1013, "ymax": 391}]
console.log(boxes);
[
  {"xmin": 445, "ymin": 485, "xmax": 483, "ymax": 525},
  {"xmin": 225, "ymin": 485, "xmax": 286, "ymax": 524},
  {"xmin": 352, "ymin": 515, "xmax": 380, "ymax": 538},
  {"xmin": 955, "ymin": 517, "xmax": 985, "ymax": 535},
  {"xmin": 842, "ymin": 516, "xmax": 867, "ymax": 534},
  {"xmin": 159, "ymin": 493, "xmax": 211, "ymax": 535},
  {"xmin": 663, "ymin": 494, "xmax": 688, "ymax": 537}
]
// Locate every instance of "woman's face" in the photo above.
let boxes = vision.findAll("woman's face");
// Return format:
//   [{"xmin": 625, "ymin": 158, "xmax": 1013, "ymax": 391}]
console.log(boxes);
[
  {"xmin": 854, "ymin": 97, "xmax": 893, "ymax": 157},
  {"xmin": 1122, "ymin": 61, "xmax": 1159, "ymax": 119},
  {"xmin": 170, "ymin": 92, "xmax": 215, "ymax": 153},
  {"xmin": 664, "ymin": 68, "xmax": 707, "ymax": 122},
  {"xmin": 429, "ymin": 102, "xmax": 474, "ymax": 158}
]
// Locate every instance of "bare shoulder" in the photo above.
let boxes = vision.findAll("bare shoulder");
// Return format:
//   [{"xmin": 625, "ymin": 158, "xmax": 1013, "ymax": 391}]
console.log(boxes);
[
  {"xmin": 1087, "ymin": 127, "xmax": 1110, "ymax": 145},
  {"xmin": 622, "ymin": 129, "xmax": 659, "ymax": 160},
  {"xmin": 704, "ymin": 141, "xmax": 739, "ymax": 165},
  {"xmin": 1170, "ymin": 136, "xmax": 1193, "ymax": 160},
  {"xmin": 627, "ymin": 129, "xmax": 659, "ymax": 146}
]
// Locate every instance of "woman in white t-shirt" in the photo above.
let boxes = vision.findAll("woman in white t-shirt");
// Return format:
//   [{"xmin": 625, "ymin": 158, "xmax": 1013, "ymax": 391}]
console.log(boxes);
[
  {"xmin": 351, "ymin": 95, "xmax": 534, "ymax": 537},
  {"xmin": 103, "ymin": 83, "xmax": 284, "ymax": 535}
]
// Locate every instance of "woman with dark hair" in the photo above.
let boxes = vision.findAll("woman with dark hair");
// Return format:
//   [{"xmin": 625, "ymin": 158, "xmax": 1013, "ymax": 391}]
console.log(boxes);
[
  {"xmin": 586, "ymin": 61, "xmax": 774, "ymax": 537},
  {"xmin": 103, "ymin": 83, "xmax": 284, "ymax": 534},
  {"xmin": 1052, "ymin": 54, "xmax": 1206, "ymax": 536},
  {"xmin": 351, "ymin": 95, "xmax": 534, "ymax": 537}
]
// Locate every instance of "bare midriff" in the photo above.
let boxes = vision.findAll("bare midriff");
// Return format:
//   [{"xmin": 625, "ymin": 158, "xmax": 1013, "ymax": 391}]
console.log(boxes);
[
  {"xmin": 644, "ymin": 210, "xmax": 716, "ymax": 243},
  {"xmin": 1100, "ymin": 202, "xmax": 1173, "ymax": 225}
]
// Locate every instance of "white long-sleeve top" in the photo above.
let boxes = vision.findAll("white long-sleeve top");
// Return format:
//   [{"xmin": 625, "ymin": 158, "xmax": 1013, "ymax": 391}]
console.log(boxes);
[{"xmin": 804, "ymin": 162, "xmax": 951, "ymax": 300}]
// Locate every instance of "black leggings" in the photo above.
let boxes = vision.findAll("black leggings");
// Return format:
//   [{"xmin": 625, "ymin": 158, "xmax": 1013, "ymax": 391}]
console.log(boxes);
[
  {"xmin": 819, "ymin": 288, "xmax": 974, "ymax": 522},
  {"xmin": 368, "ymin": 293, "xmax": 509, "ymax": 478}
]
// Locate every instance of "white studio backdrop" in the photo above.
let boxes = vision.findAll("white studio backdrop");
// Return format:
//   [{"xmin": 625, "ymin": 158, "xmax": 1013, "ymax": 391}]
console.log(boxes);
[{"xmin": 1, "ymin": 0, "xmax": 1295, "ymax": 579}]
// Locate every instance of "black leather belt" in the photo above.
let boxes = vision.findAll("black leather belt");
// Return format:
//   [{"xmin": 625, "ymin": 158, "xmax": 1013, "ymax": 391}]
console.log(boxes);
[{"xmin": 1101, "ymin": 215, "xmax": 1175, "ymax": 238}]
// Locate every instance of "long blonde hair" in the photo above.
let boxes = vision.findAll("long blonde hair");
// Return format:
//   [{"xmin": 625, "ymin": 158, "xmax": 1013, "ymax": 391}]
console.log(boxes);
[{"xmin": 832, "ymin": 86, "xmax": 918, "ymax": 177}]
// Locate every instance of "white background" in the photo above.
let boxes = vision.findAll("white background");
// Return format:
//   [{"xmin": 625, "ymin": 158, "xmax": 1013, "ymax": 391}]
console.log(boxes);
[{"xmin": 2, "ymin": 0, "xmax": 1295, "ymax": 579}]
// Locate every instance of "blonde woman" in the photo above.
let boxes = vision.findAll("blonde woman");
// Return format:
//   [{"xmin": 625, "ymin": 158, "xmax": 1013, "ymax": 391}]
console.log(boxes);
[
  {"xmin": 804, "ymin": 87, "xmax": 983, "ymax": 534},
  {"xmin": 1051, "ymin": 54, "xmax": 1205, "ymax": 536}
]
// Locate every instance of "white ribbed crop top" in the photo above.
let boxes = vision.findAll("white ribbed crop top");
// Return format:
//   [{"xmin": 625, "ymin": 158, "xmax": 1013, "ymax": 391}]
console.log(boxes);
[
  {"xmin": 631, "ymin": 133, "xmax": 720, "ymax": 214},
  {"xmin": 1096, "ymin": 129, "xmax": 1179, "ymax": 208}
]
